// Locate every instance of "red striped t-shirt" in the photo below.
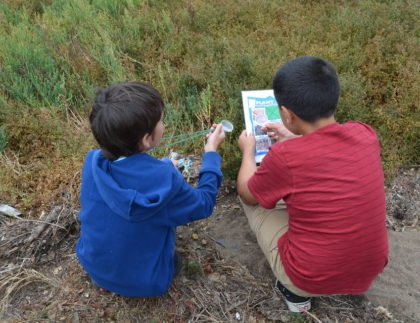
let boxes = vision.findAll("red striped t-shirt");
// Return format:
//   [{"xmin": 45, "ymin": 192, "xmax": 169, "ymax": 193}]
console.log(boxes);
[{"xmin": 248, "ymin": 122, "xmax": 388, "ymax": 294}]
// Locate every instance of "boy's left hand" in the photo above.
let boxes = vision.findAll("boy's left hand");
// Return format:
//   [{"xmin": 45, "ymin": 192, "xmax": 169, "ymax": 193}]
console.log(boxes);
[
  {"xmin": 238, "ymin": 130, "xmax": 256, "ymax": 154},
  {"xmin": 205, "ymin": 123, "xmax": 225, "ymax": 152}
]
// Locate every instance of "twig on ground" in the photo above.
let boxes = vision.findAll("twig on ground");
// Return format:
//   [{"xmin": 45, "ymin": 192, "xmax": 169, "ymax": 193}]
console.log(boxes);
[
  {"xmin": 0, "ymin": 268, "xmax": 59, "ymax": 313},
  {"xmin": 0, "ymin": 264, "xmax": 20, "ymax": 275},
  {"xmin": 216, "ymin": 291, "xmax": 230, "ymax": 321},
  {"xmin": 304, "ymin": 310, "xmax": 324, "ymax": 323},
  {"xmin": 226, "ymin": 298, "xmax": 247, "ymax": 312},
  {"xmin": 26, "ymin": 207, "xmax": 66, "ymax": 244},
  {"xmin": 18, "ymin": 218, "xmax": 66, "ymax": 231},
  {"xmin": 205, "ymin": 234, "xmax": 226, "ymax": 248}
]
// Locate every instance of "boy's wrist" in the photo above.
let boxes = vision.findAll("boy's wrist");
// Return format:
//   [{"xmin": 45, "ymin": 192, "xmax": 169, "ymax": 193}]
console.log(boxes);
[
  {"xmin": 204, "ymin": 144, "xmax": 217, "ymax": 152},
  {"xmin": 242, "ymin": 148, "xmax": 254, "ymax": 157}
]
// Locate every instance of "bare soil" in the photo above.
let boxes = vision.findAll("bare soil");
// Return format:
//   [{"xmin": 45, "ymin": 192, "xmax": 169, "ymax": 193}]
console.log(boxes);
[{"xmin": 0, "ymin": 168, "xmax": 418, "ymax": 322}]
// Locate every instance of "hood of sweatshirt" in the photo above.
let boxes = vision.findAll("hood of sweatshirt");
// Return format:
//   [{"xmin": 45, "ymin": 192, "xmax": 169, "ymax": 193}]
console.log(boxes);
[{"xmin": 90, "ymin": 150, "xmax": 183, "ymax": 222}]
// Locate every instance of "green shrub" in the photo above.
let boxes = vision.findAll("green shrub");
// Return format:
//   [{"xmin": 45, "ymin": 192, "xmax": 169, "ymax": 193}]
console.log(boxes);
[
  {"xmin": 0, "ymin": 23, "xmax": 67, "ymax": 108},
  {"xmin": 0, "ymin": 0, "xmax": 418, "ymax": 211},
  {"xmin": 184, "ymin": 262, "xmax": 202, "ymax": 280},
  {"xmin": 0, "ymin": 126, "xmax": 7, "ymax": 153}
]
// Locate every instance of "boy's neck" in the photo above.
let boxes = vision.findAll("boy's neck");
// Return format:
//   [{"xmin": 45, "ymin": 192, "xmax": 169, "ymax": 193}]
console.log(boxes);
[{"xmin": 297, "ymin": 116, "xmax": 336, "ymax": 135}]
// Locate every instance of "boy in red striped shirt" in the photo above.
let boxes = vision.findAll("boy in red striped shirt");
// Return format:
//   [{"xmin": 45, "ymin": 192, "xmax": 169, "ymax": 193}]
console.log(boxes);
[{"xmin": 237, "ymin": 56, "xmax": 388, "ymax": 312}]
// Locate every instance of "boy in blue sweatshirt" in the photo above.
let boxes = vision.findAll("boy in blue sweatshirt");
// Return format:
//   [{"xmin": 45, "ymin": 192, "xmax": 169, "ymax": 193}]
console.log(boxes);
[{"xmin": 76, "ymin": 81, "xmax": 225, "ymax": 297}]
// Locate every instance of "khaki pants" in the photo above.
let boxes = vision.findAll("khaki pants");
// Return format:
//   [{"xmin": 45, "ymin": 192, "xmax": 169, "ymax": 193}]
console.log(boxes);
[{"xmin": 240, "ymin": 199, "xmax": 319, "ymax": 297}]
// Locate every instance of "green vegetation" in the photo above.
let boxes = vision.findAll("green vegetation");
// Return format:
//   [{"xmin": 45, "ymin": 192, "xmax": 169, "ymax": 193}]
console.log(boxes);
[
  {"xmin": 0, "ymin": 0, "xmax": 418, "ymax": 213},
  {"xmin": 184, "ymin": 262, "xmax": 202, "ymax": 280},
  {"xmin": 0, "ymin": 126, "xmax": 7, "ymax": 153}
]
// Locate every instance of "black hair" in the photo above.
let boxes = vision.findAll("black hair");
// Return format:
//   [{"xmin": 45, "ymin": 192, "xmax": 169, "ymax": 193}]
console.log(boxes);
[
  {"xmin": 272, "ymin": 56, "xmax": 340, "ymax": 122},
  {"xmin": 89, "ymin": 81, "xmax": 164, "ymax": 160}
]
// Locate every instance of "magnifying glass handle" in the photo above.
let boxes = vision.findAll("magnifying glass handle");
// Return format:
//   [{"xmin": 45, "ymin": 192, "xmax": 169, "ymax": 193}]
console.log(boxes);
[{"xmin": 209, "ymin": 120, "xmax": 234, "ymax": 132}]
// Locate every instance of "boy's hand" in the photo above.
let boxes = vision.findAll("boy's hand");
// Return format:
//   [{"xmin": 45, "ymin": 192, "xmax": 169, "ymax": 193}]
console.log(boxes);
[
  {"xmin": 238, "ymin": 130, "xmax": 256, "ymax": 154},
  {"xmin": 171, "ymin": 159, "xmax": 179, "ymax": 168},
  {"xmin": 261, "ymin": 123, "xmax": 300, "ymax": 143},
  {"xmin": 237, "ymin": 130, "xmax": 258, "ymax": 205},
  {"xmin": 205, "ymin": 123, "xmax": 225, "ymax": 152}
]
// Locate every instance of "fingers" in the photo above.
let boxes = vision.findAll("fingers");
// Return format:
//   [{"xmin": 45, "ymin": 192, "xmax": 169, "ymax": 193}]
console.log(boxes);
[
  {"xmin": 261, "ymin": 123, "xmax": 274, "ymax": 131},
  {"xmin": 239, "ymin": 130, "xmax": 255, "ymax": 138},
  {"xmin": 207, "ymin": 123, "xmax": 221, "ymax": 138},
  {"xmin": 209, "ymin": 123, "xmax": 223, "ymax": 134},
  {"xmin": 238, "ymin": 130, "xmax": 256, "ymax": 153},
  {"xmin": 213, "ymin": 123, "xmax": 224, "ymax": 134},
  {"xmin": 263, "ymin": 123, "xmax": 281, "ymax": 133},
  {"xmin": 238, "ymin": 130, "xmax": 256, "ymax": 143},
  {"xmin": 205, "ymin": 123, "xmax": 226, "ymax": 152},
  {"xmin": 239, "ymin": 130, "xmax": 249, "ymax": 140}
]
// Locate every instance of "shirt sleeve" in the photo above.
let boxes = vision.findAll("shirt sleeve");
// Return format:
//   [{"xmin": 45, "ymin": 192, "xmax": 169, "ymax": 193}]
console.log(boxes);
[
  {"xmin": 165, "ymin": 152, "xmax": 223, "ymax": 226},
  {"xmin": 160, "ymin": 157, "xmax": 174, "ymax": 166},
  {"xmin": 248, "ymin": 144, "xmax": 293, "ymax": 209}
]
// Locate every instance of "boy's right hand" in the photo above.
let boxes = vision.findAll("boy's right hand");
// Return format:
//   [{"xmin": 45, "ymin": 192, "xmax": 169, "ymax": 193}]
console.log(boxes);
[
  {"xmin": 261, "ymin": 123, "xmax": 300, "ymax": 143},
  {"xmin": 205, "ymin": 123, "xmax": 225, "ymax": 152},
  {"xmin": 238, "ymin": 130, "xmax": 256, "ymax": 155}
]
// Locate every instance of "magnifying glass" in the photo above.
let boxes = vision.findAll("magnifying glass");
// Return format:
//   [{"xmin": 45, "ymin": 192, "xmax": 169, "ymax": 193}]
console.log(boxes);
[{"xmin": 220, "ymin": 120, "xmax": 234, "ymax": 132}]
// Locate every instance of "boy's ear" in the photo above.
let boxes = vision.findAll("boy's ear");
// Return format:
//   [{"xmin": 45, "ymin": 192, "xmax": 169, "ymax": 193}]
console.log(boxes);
[
  {"xmin": 281, "ymin": 106, "xmax": 295, "ymax": 124},
  {"xmin": 140, "ymin": 133, "xmax": 152, "ymax": 152}
]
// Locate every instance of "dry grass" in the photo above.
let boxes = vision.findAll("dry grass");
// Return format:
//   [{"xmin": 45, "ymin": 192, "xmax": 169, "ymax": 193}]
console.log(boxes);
[
  {"xmin": 2, "ymin": 183, "xmax": 417, "ymax": 322},
  {"xmin": 0, "ymin": 269, "xmax": 59, "ymax": 315}
]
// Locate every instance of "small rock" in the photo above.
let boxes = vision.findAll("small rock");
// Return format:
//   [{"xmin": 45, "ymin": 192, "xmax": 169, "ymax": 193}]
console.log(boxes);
[
  {"xmin": 0, "ymin": 204, "xmax": 22, "ymax": 217},
  {"xmin": 192, "ymin": 243, "xmax": 201, "ymax": 250},
  {"xmin": 208, "ymin": 272, "xmax": 221, "ymax": 282},
  {"xmin": 53, "ymin": 266, "xmax": 62, "ymax": 275},
  {"xmin": 201, "ymin": 239, "xmax": 207, "ymax": 245},
  {"xmin": 375, "ymin": 306, "xmax": 393, "ymax": 319},
  {"xmin": 84, "ymin": 293, "xmax": 89, "ymax": 298}
]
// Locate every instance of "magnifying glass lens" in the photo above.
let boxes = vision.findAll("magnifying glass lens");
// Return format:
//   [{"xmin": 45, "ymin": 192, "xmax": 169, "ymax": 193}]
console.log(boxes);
[{"xmin": 221, "ymin": 120, "xmax": 234, "ymax": 132}]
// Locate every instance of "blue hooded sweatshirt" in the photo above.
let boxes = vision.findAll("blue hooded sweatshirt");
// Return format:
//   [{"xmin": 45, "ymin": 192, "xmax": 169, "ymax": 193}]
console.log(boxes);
[{"xmin": 76, "ymin": 149, "xmax": 222, "ymax": 297}]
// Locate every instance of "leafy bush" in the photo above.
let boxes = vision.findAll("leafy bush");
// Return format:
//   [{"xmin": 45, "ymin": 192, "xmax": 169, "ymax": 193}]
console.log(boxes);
[
  {"xmin": 0, "ymin": 0, "xmax": 418, "ymax": 213},
  {"xmin": 0, "ymin": 126, "xmax": 7, "ymax": 153},
  {"xmin": 0, "ymin": 22, "xmax": 67, "ymax": 108}
]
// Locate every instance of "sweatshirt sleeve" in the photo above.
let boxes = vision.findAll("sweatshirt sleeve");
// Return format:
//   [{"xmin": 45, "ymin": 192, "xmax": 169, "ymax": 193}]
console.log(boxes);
[{"xmin": 165, "ymin": 152, "xmax": 223, "ymax": 226}]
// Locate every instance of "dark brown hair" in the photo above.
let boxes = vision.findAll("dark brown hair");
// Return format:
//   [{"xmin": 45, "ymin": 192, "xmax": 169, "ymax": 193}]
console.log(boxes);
[{"xmin": 89, "ymin": 81, "xmax": 164, "ymax": 160}]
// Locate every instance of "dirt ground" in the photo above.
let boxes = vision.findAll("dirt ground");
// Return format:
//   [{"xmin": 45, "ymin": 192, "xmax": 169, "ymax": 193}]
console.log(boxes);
[{"xmin": 0, "ymin": 168, "xmax": 418, "ymax": 322}]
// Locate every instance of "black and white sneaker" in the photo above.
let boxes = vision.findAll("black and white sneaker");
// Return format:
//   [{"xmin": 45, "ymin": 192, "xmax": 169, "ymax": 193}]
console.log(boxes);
[{"xmin": 276, "ymin": 280, "xmax": 311, "ymax": 312}]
